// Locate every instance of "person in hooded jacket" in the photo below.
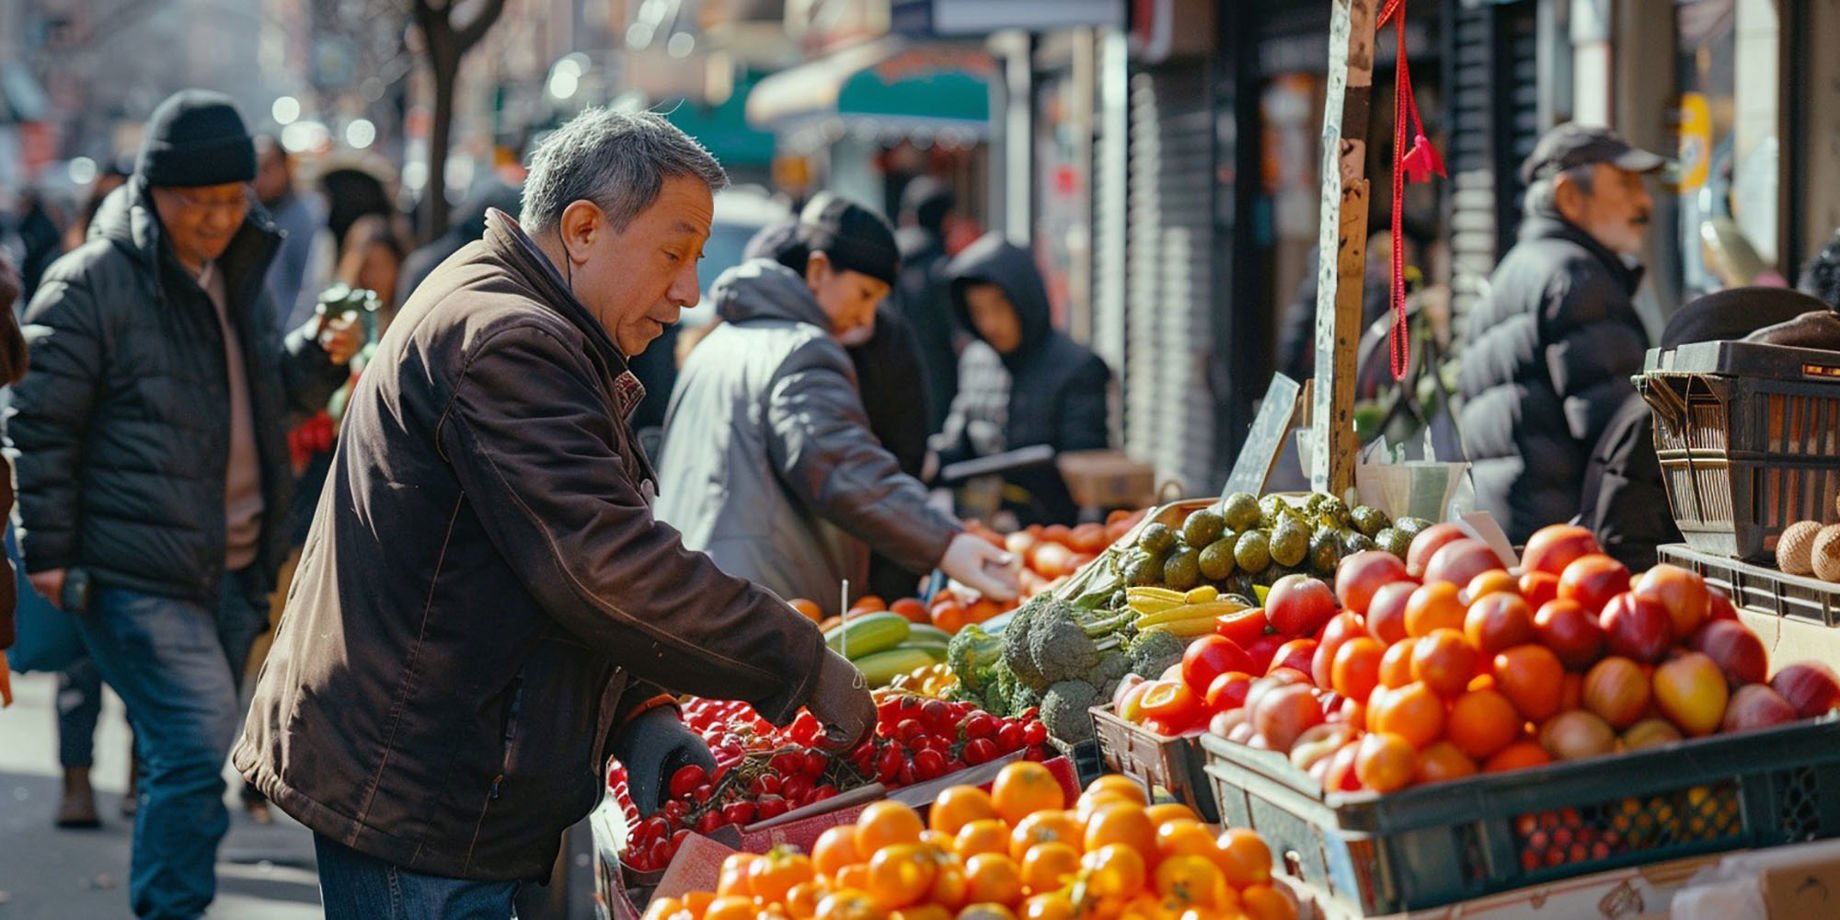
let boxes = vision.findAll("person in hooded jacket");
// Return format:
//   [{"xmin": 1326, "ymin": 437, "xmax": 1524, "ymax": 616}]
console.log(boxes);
[
  {"xmin": 931, "ymin": 233, "xmax": 1113, "ymax": 526},
  {"xmin": 655, "ymin": 194, "xmax": 1019, "ymax": 617},
  {"xmin": 1458, "ymin": 124, "xmax": 1669, "ymax": 544}
]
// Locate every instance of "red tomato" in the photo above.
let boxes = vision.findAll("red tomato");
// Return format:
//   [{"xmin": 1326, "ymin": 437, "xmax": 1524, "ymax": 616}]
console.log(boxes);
[
  {"xmin": 1116, "ymin": 681, "xmax": 1154, "ymax": 723},
  {"xmin": 1205, "ymin": 671, "xmax": 1254, "ymax": 713},
  {"xmin": 1137, "ymin": 680, "xmax": 1205, "ymax": 732},
  {"xmin": 1181, "ymin": 636, "xmax": 1254, "ymax": 695},
  {"xmin": 1215, "ymin": 607, "xmax": 1271, "ymax": 648}
]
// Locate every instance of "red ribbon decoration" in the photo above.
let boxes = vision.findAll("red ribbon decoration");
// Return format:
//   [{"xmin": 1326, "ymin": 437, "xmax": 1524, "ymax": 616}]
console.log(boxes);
[{"xmin": 1380, "ymin": 0, "xmax": 1443, "ymax": 381}]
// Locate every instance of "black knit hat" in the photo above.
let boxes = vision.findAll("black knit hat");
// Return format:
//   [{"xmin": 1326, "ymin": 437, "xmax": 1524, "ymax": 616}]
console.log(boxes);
[
  {"xmin": 136, "ymin": 90, "xmax": 257, "ymax": 188},
  {"xmin": 797, "ymin": 193, "xmax": 900, "ymax": 286}
]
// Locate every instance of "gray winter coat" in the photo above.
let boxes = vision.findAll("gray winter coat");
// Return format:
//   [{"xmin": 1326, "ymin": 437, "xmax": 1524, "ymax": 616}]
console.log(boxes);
[{"xmin": 654, "ymin": 260, "xmax": 959, "ymax": 617}]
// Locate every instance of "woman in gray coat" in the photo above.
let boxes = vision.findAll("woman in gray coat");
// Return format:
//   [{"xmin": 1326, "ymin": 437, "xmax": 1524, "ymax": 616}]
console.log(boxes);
[{"xmin": 655, "ymin": 195, "xmax": 1017, "ymax": 617}]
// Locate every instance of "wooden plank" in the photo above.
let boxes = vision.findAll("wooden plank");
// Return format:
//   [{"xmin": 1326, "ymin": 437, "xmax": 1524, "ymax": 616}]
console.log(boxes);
[
  {"xmin": 1223, "ymin": 373, "xmax": 1305, "ymax": 500},
  {"xmin": 1309, "ymin": 0, "xmax": 1378, "ymax": 497}
]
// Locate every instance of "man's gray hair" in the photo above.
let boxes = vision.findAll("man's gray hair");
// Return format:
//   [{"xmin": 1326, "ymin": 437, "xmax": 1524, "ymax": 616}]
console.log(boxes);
[
  {"xmin": 520, "ymin": 108, "xmax": 728, "ymax": 232},
  {"xmin": 1523, "ymin": 163, "xmax": 1597, "ymax": 218}
]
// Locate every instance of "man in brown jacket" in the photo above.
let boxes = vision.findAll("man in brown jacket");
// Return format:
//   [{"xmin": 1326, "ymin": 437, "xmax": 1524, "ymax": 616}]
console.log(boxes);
[{"xmin": 234, "ymin": 109, "xmax": 874, "ymax": 919}]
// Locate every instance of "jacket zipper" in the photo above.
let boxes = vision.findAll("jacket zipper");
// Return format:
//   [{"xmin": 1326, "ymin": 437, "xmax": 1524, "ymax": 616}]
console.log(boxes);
[{"xmin": 463, "ymin": 675, "xmax": 523, "ymax": 868}]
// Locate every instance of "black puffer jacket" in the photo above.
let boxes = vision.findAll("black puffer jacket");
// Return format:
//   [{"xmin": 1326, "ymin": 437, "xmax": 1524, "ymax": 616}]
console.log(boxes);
[
  {"xmin": 1458, "ymin": 216, "xmax": 1649, "ymax": 544},
  {"xmin": 934, "ymin": 236, "xmax": 1112, "ymax": 525},
  {"xmin": 895, "ymin": 226, "xmax": 958, "ymax": 434},
  {"xmin": 654, "ymin": 260, "xmax": 960, "ymax": 617},
  {"xmin": 9, "ymin": 180, "xmax": 344, "ymax": 601}
]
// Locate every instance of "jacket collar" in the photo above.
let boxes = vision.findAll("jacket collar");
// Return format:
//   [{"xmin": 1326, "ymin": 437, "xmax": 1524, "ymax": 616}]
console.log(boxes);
[
  {"xmin": 481, "ymin": 209, "xmax": 649, "ymax": 425},
  {"xmin": 711, "ymin": 259, "xmax": 832, "ymax": 330},
  {"xmin": 92, "ymin": 177, "xmax": 283, "ymax": 308},
  {"xmin": 1519, "ymin": 215, "xmax": 1645, "ymax": 295}
]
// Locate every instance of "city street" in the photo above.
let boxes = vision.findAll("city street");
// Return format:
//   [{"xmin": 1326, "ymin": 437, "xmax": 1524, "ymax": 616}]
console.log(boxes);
[{"xmin": 0, "ymin": 673, "xmax": 322, "ymax": 919}]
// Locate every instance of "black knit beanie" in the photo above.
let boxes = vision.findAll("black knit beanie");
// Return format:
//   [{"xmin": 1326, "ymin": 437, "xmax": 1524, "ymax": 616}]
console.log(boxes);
[
  {"xmin": 136, "ymin": 90, "xmax": 256, "ymax": 188},
  {"xmin": 797, "ymin": 193, "xmax": 900, "ymax": 286}
]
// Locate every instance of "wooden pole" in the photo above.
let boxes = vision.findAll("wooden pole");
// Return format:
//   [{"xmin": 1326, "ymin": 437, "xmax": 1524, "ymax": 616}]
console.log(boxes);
[{"xmin": 1309, "ymin": 0, "xmax": 1377, "ymax": 496}]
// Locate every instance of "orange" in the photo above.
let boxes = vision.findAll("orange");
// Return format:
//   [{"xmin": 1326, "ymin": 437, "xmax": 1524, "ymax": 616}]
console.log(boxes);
[
  {"xmin": 834, "ymin": 864, "xmax": 872, "ymax": 894},
  {"xmin": 1242, "ymin": 883, "xmax": 1299, "ymax": 920},
  {"xmin": 789, "ymin": 598, "xmax": 825, "ymax": 623},
  {"xmin": 1447, "ymin": 688, "xmax": 1521, "ymax": 761},
  {"xmin": 1215, "ymin": 827, "xmax": 1273, "ymax": 889},
  {"xmin": 1010, "ymin": 810, "xmax": 1083, "ymax": 860},
  {"xmin": 857, "ymin": 801, "xmax": 926, "ymax": 857},
  {"xmin": 966, "ymin": 598, "xmax": 1003, "ymax": 625},
  {"xmin": 1411, "ymin": 629, "xmax": 1480, "ymax": 698},
  {"xmin": 785, "ymin": 882, "xmax": 825, "ymax": 919},
  {"xmin": 703, "ymin": 896, "xmax": 758, "ymax": 920},
  {"xmin": 1084, "ymin": 775, "xmax": 1150, "ymax": 806},
  {"xmin": 1332, "ymin": 637, "xmax": 1386, "ymax": 702},
  {"xmin": 1354, "ymin": 731, "xmax": 1420, "ymax": 793},
  {"xmin": 955, "ymin": 819, "xmax": 1012, "ymax": 859},
  {"xmin": 1083, "ymin": 844, "xmax": 1149, "ymax": 899},
  {"xmin": 681, "ymin": 892, "xmax": 715, "ymax": 915},
  {"xmin": 1491, "ymin": 644, "xmax": 1565, "ymax": 722},
  {"xmin": 1084, "ymin": 803, "xmax": 1158, "ymax": 861},
  {"xmin": 992, "ymin": 762, "xmax": 1066, "ymax": 826},
  {"xmin": 1075, "ymin": 791, "xmax": 1142, "ymax": 823},
  {"xmin": 639, "ymin": 897, "xmax": 685, "ymax": 920},
  {"xmin": 964, "ymin": 853, "xmax": 1024, "ymax": 905},
  {"xmin": 1020, "ymin": 892, "xmax": 1076, "ymax": 920},
  {"xmin": 932, "ymin": 786, "xmax": 1000, "ymax": 836},
  {"xmin": 1368, "ymin": 682, "xmax": 1446, "ymax": 749},
  {"xmin": 1464, "ymin": 570, "xmax": 1519, "ymax": 604},
  {"xmin": 1145, "ymin": 803, "xmax": 1200, "ymax": 829},
  {"xmin": 1405, "ymin": 582, "xmax": 1466, "ymax": 637},
  {"xmin": 813, "ymin": 826, "xmax": 860, "ymax": 877},
  {"xmin": 851, "ymin": 595, "xmax": 888, "ymax": 614},
  {"xmin": 929, "ymin": 849, "xmax": 970, "ymax": 911},
  {"xmin": 867, "ymin": 843, "xmax": 937, "ymax": 909},
  {"xmin": 817, "ymin": 889, "xmax": 885, "ymax": 920},
  {"xmin": 891, "ymin": 598, "xmax": 931, "ymax": 624},
  {"xmin": 1153, "ymin": 854, "xmax": 1224, "ymax": 908},
  {"xmin": 1378, "ymin": 638, "xmax": 1418, "ymax": 690},
  {"xmin": 1415, "ymin": 741, "xmax": 1479, "ymax": 785},
  {"xmin": 1020, "ymin": 842, "xmax": 1082, "ymax": 895},
  {"xmin": 932, "ymin": 601, "xmax": 967, "ymax": 634},
  {"xmin": 957, "ymin": 906, "xmax": 1020, "ymax": 920},
  {"xmin": 1483, "ymin": 739, "xmax": 1552, "ymax": 773},
  {"xmin": 1153, "ymin": 821, "xmax": 1220, "ymax": 866},
  {"xmin": 893, "ymin": 907, "xmax": 953, "ymax": 920},
  {"xmin": 716, "ymin": 853, "xmax": 756, "ymax": 898},
  {"xmin": 751, "ymin": 847, "xmax": 818, "ymax": 904}
]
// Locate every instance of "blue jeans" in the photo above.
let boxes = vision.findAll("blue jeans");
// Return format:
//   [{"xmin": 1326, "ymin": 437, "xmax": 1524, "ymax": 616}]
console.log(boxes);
[
  {"xmin": 56, "ymin": 655, "xmax": 104, "ymax": 768},
  {"xmin": 315, "ymin": 834, "xmax": 522, "ymax": 920},
  {"xmin": 71, "ymin": 571, "xmax": 270, "ymax": 920}
]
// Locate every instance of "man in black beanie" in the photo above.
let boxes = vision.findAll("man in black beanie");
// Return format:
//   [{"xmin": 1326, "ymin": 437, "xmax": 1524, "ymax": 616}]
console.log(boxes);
[{"xmin": 8, "ymin": 88, "xmax": 360, "ymax": 920}]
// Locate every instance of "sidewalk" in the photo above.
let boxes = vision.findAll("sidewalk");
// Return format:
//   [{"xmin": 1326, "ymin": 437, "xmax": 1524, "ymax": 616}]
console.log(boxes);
[{"xmin": 0, "ymin": 671, "xmax": 323, "ymax": 919}]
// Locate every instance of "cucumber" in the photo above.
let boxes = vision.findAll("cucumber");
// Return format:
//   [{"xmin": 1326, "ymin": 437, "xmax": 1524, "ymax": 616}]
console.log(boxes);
[
  {"xmin": 905, "ymin": 624, "xmax": 953, "ymax": 645},
  {"xmin": 899, "ymin": 640, "xmax": 949, "ymax": 663},
  {"xmin": 824, "ymin": 611, "xmax": 911, "ymax": 658},
  {"xmin": 852, "ymin": 647, "xmax": 940, "ymax": 687}
]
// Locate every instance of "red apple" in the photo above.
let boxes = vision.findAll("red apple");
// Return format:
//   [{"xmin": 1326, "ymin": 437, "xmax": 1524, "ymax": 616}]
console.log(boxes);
[
  {"xmin": 1366, "ymin": 581, "xmax": 1417, "ymax": 645},
  {"xmin": 1335, "ymin": 551, "xmax": 1410, "ymax": 616},
  {"xmin": 1653, "ymin": 652, "xmax": 1730, "ymax": 737},
  {"xmin": 1209, "ymin": 709, "xmax": 1244, "ymax": 738},
  {"xmin": 1290, "ymin": 723, "xmax": 1356, "ymax": 773},
  {"xmin": 1600, "ymin": 592, "xmax": 1674, "ymax": 664},
  {"xmin": 1722, "ymin": 684, "xmax": 1801, "ymax": 733},
  {"xmin": 1771, "ymin": 662, "xmax": 1840, "ymax": 719},
  {"xmin": 1621, "ymin": 717, "xmax": 1683, "ymax": 751},
  {"xmin": 1560, "ymin": 554, "xmax": 1632, "ymax": 615},
  {"xmin": 1243, "ymin": 634, "xmax": 1288, "ymax": 674},
  {"xmin": 1182, "ymin": 636, "xmax": 1256, "ymax": 697},
  {"xmin": 1464, "ymin": 592, "xmax": 1536, "ymax": 655},
  {"xmin": 1539, "ymin": 710, "xmax": 1619, "ymax": 761},
  {"xmin": 1205, "ymin": 671, "xmax": 1255, "ymax": 713},
  {"xmin": 1268, "ymin": 639, "xmax": 1319, "ymax": 680},
  {"xmin": 1424, "ymin": 539, "xmax": 1507, "ymax": 588},
  {"xmin": 1253, "ymin": 683, "xmax": 1326, "ymax": 751},
  {"xmin": 1323, "ymin": 740, "xmax": 1365, "ymax": 792},
  {"xmin": 1312, "ymin": 612, "xmax": 1367, "ymax": 687},
  {"xmin": 1268, "ymin": 574, "xmax": 1339, "ymax": 638},
  {"xmin": 1634, "ymin": 564, "xmax": 1711, "ymax": 641},
  {"xmin": 1707, "ymin": 590, "xmax": 1738, "ymax": 622},
  {"xmin": 1582, "ymin": 656, "xmax": 1651, "ymax": 729},
  {"xmin": 1533, "ymin": 598, "xmax": 1607, "ymax": 670},
  {"xmin": 1689, "ymin": 619, "xmax": 1769, "ymax": 687},
  {"xmin": 1519, "ymin": 571, "xmax": 1561, "ymax": 610},
  {"xmin": 1407, "ymin": 523, "xmax": 1470, "ymax": 580},
  {"xmin": 1243, "ymin": 669, "xmax": 1312, "ymax": 716},
  {"xmin": 1522, "ymin": 524, "xmax": 1603, "ymax": 577}
]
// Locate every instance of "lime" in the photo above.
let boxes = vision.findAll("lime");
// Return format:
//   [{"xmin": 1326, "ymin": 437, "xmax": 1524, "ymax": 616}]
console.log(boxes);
[
  {"xmin": 1270, "ymin": 519, "xmax": 1312, "ymax": 568},
  {"xmin": 1123, "ymin": 551, "xmax": 1161, "ymax": 587},
  {"xmin": 1351, "ymin": 505, "xmax": 1391, "ymax": 538},
  {"xmin": 1316, "ymin": 495, "xmax": 1350, "ymax": 529},
  {"xmin": 1181, "ymin": 508, "xmax": 1227, "ymax": 548},
  {"xmin": 1163, "ymin": 548, "xmax": 1202, "ymax": 591},
  {"xmin": 1309, "ymin": 530, "xmax": 1343, "ymax": 576},
  {"xmin": 1198, "ymin": 536, "xmax": 1238, "ymax": 581},
  {"xmin": 1223, "ymin": 493, "xmax": 1262, "ymax": 532},
  {"xmin": 1258, "ymin": 495, "xmax": 1289, "ymax": 528},
  {"xmin": 1234, "ymin": 530, "xmax": 1272, "ymax": 574},
  {"xmin": 1394, "ymin": 517, "xmax": 1432, "ymax": 538},
  {"xmin": 1376, "ymin": 527, "xmax": 1412, "ymax": 559},
  {"xmin": 1138, "ymin": 522, "xmax": 1177, "ymax": 556},
  {"xmin": 1340, "ymin": 530, "xmax": 1377, "ymax": 555}
]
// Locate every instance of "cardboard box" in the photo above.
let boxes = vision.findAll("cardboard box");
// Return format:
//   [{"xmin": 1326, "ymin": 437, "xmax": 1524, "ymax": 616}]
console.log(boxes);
[
  {"xmin": 1737, "ymin": 607, "xmax": 1840, "ymax": 672},
  {"xmin": 1057, "ymin": 450, "xmax": 1157, "ymax": 510}
]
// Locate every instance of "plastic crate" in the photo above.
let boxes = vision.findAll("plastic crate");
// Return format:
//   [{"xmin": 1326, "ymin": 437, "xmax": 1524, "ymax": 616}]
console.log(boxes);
[
  {"xmin": 1656, "ymin": 543, "xmax": 1840, "ymax": 626},
  {"xmin": 1636, "ymin": 341, "xmax": 1840, "ymax": 564},
  {"xmin": 1200, "ymin": 717, "xmax": 1840, "ymax": 917},
  {"xmin": 1090, "ymin": 706, "xmax": 1221, "ymax": 823}
]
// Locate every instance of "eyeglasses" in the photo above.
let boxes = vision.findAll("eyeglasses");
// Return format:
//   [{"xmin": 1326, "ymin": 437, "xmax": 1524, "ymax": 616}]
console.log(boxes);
[{"xmin": 163, "ymin": 186, "xmax": 252, "ymax": 217}]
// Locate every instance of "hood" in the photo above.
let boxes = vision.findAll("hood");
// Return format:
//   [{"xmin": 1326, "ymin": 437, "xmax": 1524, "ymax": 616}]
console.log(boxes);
[
  {"xmin": 711, "ymin": 258, "xmax": 830, "ymax": 330},
  {"xmin": 896, "ymin": 226, "xmax": 944, "ymax": 263},
  {"xmin": 945, "ymin": 234, "xmax": 1051, "ymax": 362},
  {"xmin": 1518, "ymin": 214, "xmax": 1643, "ymax": 296}
]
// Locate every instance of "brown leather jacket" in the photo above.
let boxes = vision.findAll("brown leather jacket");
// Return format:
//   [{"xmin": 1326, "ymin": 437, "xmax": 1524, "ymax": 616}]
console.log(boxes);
[{"xmin": 234, "ymin": 211, "xmax": 828, "ymax": 881}]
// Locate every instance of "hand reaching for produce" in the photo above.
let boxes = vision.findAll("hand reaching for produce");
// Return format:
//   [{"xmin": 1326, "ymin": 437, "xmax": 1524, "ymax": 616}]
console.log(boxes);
[
  {"xmin": 609, "ymin": 707, "xmax": 716, "ymax": 817},
  {"xmin": 941, "ymin": 532, "xmax": 1021, "ymax": 602},
  {"xmin": 806, "ymin": 650, "xmax": 876, "ymax": 751}
]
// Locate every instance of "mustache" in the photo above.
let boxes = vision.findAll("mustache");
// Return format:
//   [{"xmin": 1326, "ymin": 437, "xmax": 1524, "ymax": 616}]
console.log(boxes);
[{"xmin": 1631, "ymin": 212, "xmax": 1651, "ymax": 226}]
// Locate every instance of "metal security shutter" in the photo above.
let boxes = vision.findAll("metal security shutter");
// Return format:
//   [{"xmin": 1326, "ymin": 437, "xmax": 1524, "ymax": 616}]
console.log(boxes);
[
  {"xmin": 1124, "ymin": 65, "xmax": 1214, "ymax": 494},
  {"xmin": 1444, "ymin": 0, "xmax": 1540, "ymax": 321},
  {"xmin": 1092, "ymin": 32, "xmax": 1130, "ymax": 447}
]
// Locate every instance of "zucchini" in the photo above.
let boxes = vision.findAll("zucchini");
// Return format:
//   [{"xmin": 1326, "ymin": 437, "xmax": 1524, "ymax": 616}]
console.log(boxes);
[
  {"xmin": 852, "ymin": 647, "xmax": 940, "ymax": 687},
  {"xmin": 905, "ymin": 623, "xmax": 953, "ymax": 645},
  {"xmin": 824, "ymin": 611, "xmax": 911, "ymax": 658},
  {"xmin": 899, "ymin": 640, "xmax": 949, "ymax": 663}
]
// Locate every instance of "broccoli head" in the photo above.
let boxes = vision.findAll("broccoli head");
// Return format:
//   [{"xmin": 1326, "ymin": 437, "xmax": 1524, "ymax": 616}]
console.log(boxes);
[
  {"xmin": 1008, "ymin": 683, "xmax": 1044, "ymax": 717},
  {"xmin": 1040, "ymin": 680, "xmax": 1101, "ymax": 744},
  {"xmin": 1093, "ymin": 649, "xmax": 1131, "ymax": 685},
  {"xmin": 1128, "ymin": 629, "xmax": 1186, "ymax": 680},
  {"xmin": 1001, "ymin": 596, "xmax": 1048, "ymax": 689},
  {"xmin": 1028, "ymin": 602, "xmax": 1106, "ymax": 688},
  {"xmin": 946, "ymin": 624, "xmax": 1004, "ymax": 693}
]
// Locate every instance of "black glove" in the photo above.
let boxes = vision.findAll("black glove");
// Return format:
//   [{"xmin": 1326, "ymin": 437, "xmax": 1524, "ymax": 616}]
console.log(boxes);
[
  {"xmin": 610, "ymin": 707, "xmax": 715, "ymax": 817},
  {"xmin": 806, "ymin": 650, "xmax": 876, "ymax": 752}
]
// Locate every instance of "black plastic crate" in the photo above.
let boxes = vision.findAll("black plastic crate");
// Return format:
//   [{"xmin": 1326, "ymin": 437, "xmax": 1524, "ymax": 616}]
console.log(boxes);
[
  {"xmin": 1637, "ymin": 341, "xmax": 1840, "ymax": 564},
  {"xmin": 1659, "ymin": 543, "xmax": 1840, "ymax": 626},
  {"xmin": 1200, "ymin": 717, "xmax": 1840, "ymax": 917},
  {"xmin": 1090, "ymin": 706, "xmax": 1221, "ymax": 823}
]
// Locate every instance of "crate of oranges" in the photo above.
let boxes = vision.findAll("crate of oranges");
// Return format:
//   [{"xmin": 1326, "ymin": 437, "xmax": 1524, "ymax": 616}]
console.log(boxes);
[
  {"xmin": 638, "ymin": 762, "xmax": 1301, "ymax": 920},
  {"xmin": 1090, "ymin": 705, "xmax": 1221, "ymax": 825}
]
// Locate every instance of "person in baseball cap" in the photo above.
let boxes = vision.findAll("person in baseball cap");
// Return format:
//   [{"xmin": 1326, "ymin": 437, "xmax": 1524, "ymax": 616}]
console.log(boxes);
[{"xmin": 1518, "ymin": 123, "xmax": 1671, "ymax": 259}]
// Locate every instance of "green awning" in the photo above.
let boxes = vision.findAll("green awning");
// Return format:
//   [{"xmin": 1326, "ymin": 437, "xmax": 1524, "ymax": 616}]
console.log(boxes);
[
  {"xmin": 664, "ymin": 72, "xmax": 776, "ymax": 167},
  {"xmin": 746, "ymin": 39, "xmax": 993, "ymax": 139}
]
